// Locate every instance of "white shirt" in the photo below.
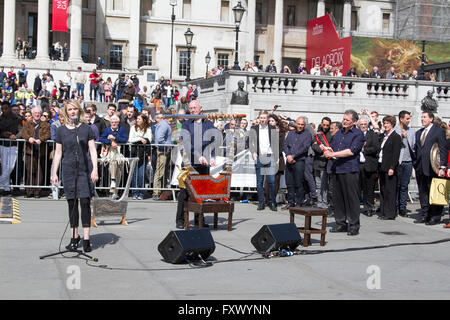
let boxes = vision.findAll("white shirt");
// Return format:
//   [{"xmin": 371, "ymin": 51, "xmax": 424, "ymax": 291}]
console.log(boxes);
[
  {"xmin": 420, "ymin": 123, "xmax": 433, "ymax": 143},
  {"xmin": 359, "ymin": 130, "xmax": 367, "ymax": 163},
  {"xmin": 310, "ymin": 68, "xmax": 321, "ymax": 76},
  {"xmin": 378, "ymin": 129, "xmax": 394, "ymax": 163},
  {"xmin": 259, "ymin": 124, "xmax": 273, "ymax": 155}
]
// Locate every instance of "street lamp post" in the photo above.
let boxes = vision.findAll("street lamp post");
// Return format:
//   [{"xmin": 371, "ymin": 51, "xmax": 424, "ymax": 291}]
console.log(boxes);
[
  {"xmin": 418, "ymin": 40, "xmax": 426, "ymax": 80},
  {"xmin": 184, "ymin": 27, "xmax": 194, "ymax": 82},
  {"xmin": 169, "ymin": 0, "xmax": 177, "ymax": 83},
  {"xmin": 232, "ymin": 1, "xmax": 246, "ymax": 71},
  {"xmin": 205, "ymin": 51, "xmax": 211, "ymax": 78}
]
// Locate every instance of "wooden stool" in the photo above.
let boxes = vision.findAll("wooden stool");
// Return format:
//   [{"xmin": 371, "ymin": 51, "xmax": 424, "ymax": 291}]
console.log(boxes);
[
  {"xmin": 184, "ymin": 201, "xmax": 234, "ymax": 231},
  {"xmin": 289, "ymin": 206, "xmax": 328, "ymax": 247}
]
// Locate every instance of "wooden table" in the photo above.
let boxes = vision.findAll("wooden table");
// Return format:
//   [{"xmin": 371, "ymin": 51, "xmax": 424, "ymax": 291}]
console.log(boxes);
[
  {"xmin": 289, "ymin": 206, "xmax": 328, "ymax": 247},
  {"xmin": 184, "ymin": 201, "xmax": 234, "ymax": 231}
]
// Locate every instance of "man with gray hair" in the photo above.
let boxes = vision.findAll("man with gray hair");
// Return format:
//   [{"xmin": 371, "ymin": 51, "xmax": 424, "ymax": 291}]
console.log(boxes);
[
  {"xmin": 21, "ymin": 106, "xmax": 51, "ymax": 198},
  {"xmin": 324, "ymin": 109, "xmax": 365, "ymax": 236},
  {"xmin": 357, "ymin": 114, "xmax": 380, "ymax": 217}
]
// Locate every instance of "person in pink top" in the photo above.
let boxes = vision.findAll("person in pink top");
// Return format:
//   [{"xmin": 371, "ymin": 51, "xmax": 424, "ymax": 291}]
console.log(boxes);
[{"xmin": 104, "ymin": 77, "xmax": 112, "ymax": 102}]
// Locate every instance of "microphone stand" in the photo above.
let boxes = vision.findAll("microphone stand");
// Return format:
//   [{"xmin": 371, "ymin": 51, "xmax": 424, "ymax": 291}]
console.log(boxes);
[{"xmin": 40, "ymin": 120, "xmax": 98, "ymax": 262}]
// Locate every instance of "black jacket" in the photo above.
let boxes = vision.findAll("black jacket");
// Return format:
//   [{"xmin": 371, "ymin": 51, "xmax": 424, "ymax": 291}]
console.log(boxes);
[
  {"xmin": 361, "ymin": 130, "xmax": 381, "ymax": 172},
  {"xmin": 249, "ymin": 124, "xmax": 278, "ymax": 158},
  {"xmin": 379, "ymin": 131, "xmax": 401, "ymax": 172},
  {"xmin": 414, "ymin": 125, "xmax": 448, "ymax": 177},
  {"xmin": 312, "ymin": 129, "xmax": 332, "ymax": 171}
]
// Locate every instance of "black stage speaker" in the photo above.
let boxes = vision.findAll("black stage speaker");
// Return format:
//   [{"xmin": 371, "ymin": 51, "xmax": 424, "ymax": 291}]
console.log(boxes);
[
  {"xmin": 251, "ymin": 223, "xmax": 302, "ymax": 253},
  {"xmin": 158, "ymin": 229, "xmax": 215, "ymax": 264}
]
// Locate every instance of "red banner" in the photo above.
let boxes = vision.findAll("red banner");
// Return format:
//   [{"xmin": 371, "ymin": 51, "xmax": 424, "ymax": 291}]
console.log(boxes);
[
  {"xmin": 306, "ymin": 14, "xmax": 351, "ymax": 74},
  {"xmin": 52, "ymin": 0, "xmax": 69, "ymax": 32}
]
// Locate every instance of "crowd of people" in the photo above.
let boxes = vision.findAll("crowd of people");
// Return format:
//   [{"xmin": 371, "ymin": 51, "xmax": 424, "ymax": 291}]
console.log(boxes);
[
  {"xmin": 208, "ymin": 59, "xmax": 441, "ymax": 82},
  {"xmin": 1, "ymin": 63, "xmax": 450, "ymax": 233}
]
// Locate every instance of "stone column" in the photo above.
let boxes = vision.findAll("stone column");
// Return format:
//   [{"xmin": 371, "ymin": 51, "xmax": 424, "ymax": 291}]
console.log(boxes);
[
  {"xmin": 1, "ymin": 0, "xmax": 16, "ymax": 60},
  {"xmin": 317, "ymin": 0, "xmax": 325, "ymax": 17},
  {"xmin": 69, "ymin": 0, "xmax": 83, "ymax": 63},
  {"xmin": 246, "ymin": 0, "xmax": 256, "ymax": 64},
  {"xmin": 128, "ymin": 0, "xmax": 141, "ymax": 70},
  {"xmin": 36, "ymin": 0, "xmax": 50, "ymax": 62},
  {"xmin": 343, "ymin": 0, "xmax": 352, "ymax": 37},
  {"xmin": 273, "ymin": 0, "xmax": 283, "ymax": 71},
  {"xmin": 95, "ymin": 0, "xmax": 106, "ymax": 59}
]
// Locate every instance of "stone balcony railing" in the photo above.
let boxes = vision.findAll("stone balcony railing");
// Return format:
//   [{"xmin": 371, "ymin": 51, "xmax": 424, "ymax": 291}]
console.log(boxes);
[{"xmin": 188, "ymin": 71, "xmax": 450, "ymax": 126}]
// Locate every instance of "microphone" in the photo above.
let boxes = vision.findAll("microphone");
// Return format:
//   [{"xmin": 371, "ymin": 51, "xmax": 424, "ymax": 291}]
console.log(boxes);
[{"xmin": 73, "ymin": 115, "xmax": 79, "ymax": 125}]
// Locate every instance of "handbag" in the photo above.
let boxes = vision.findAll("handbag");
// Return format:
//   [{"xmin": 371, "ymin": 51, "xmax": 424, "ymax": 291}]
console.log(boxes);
[{"xmin": 429, "ymin": 178, "xmax": 450, "ymax": 206}]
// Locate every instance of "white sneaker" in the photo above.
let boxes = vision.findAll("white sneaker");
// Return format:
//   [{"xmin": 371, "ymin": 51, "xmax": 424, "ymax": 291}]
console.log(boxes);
[
  {"xmin": 137, "ymin": 196, "xmax": 143, "ymax": 200},
  {"xmin": 132, "ymin": 196, "xmax": 137, "ymax": 200}
]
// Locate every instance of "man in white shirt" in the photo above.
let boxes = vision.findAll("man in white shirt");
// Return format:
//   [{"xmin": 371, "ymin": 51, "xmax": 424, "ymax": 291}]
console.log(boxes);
[
  {"xmin": 310, "ymin": 64, "xmax": 321, "ymax": 76},
  {"xmin": 74, "ymin": 67, "xmax": 87, "ymax": 98},
  {"xmin": 250, "ymin": 111, "xmax": 278, "ymax": 211}
]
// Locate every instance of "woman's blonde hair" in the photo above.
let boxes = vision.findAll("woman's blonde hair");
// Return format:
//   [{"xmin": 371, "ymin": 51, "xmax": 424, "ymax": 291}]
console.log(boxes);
[{"xmin": 60, "ymin": 99, "xmax": 86, "ymax": 125}]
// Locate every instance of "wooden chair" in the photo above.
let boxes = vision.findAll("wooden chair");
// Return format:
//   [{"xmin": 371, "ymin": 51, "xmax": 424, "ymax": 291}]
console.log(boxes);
[
  {"xmin": 184, "ymin": 200, "xmax": 234, "ymax": 231},
  {"xmin": 288, "ymin": 206, "xmax": 328, "ymax": 247}
]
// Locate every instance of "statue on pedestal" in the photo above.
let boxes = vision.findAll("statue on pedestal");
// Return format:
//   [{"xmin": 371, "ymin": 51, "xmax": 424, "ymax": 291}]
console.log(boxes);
[
  {"xmin": 230, "ymin": 80, "xmax": 249, "ymax": 105},
  {"xmin": 421, "ymin": 90, "xmax": 438, "ymax": 113}
]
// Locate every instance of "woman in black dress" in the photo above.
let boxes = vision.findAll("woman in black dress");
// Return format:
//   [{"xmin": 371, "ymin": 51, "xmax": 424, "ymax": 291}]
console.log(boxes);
[{"xmin": 51, "ymin": 100, "xmax": 98, "ymax": 252}]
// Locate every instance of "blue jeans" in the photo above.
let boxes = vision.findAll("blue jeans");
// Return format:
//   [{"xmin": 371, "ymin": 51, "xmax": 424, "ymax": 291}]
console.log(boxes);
[
  {"xmin": 76, "ymin": 83, "xmax": 85, "ymax": 97},
  {"xmin": 396, "ymin": 161, "xmax": 413, "ymax": 211},
  {"xmin": 255, "ymin": 157, "xmax": 276, "ymax": 206},
  {"xmin": 131, "ymin": 162, "xmax": 146, "ymax": 198}
]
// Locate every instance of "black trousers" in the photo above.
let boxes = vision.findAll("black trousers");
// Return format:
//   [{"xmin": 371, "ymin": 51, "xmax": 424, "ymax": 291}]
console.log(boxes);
[
  {"xmin": 416, "ymin": 172, "xmax": 443, "ymax": 221},
  {"xmin": 379, "ymin": 171, "xmax": 397, "ymax": 219},
  {"xmin": 67, "ymin": 198, "xmax": 91, "ymax": 228},
  {"xmin": 359, "ymin": 163, "xmax": 378, "ymax": 212},
  {"xmin": 332, "ymin": 173, "xmax": 360, "ymax": 231}
]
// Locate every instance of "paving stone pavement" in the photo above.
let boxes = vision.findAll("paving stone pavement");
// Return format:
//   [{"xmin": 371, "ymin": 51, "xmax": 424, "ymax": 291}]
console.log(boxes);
[{"xmin": 1, "ymin": 197, "xmax": 450, "ymax": 300}]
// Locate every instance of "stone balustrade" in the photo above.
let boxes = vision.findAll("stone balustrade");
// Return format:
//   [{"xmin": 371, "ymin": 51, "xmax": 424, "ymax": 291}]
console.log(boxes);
[{"xmin": 188, "ymin": 71, "xmax": 450, "ymax": 126}]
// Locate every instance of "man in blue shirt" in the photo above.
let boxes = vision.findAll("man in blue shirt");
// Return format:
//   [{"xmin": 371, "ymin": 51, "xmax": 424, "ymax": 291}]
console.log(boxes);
[
  {"xmin": 394, "ymin": 110, "xmax": 415, "ymax": 217},
  {"xmin": 152, "ymin": 111, "xmax": 172, "ymax": 200},
  {"xmin": 175, "ymin": 100, "xmax": 218, "ymax": 229},
  {"xmin": 99, "ymin": 115, "xmax": 128, "ymax": 198},
  {"xmin": 324, "ymin": 110, "xmax": 365, "ymax": 236}
]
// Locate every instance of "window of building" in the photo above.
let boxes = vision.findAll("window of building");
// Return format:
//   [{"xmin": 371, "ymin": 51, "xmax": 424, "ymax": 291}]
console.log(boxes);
[
  {"xmin": 179, "ymin": 50, "xmax": 189, "ymax": 77},
  {"xmin": 110, "ymin": 44, "xmax": 123, "ymax": 69},
  {"xmin": 217, "ymin": 53, "xmax": 229, "ymax": 68},
  {"xmin": 112, "ymin": 0, "xmax": 123, "ymax": 11},
  {"xmin": 382, "ymin": 13, "xmax": 390, "ymax": 33},
  {"xmin": 351, "ymin": 9, "xmax": 358, "ymax": 31},
  {"xmin": 82, "ymin": 0, "xmax": 89, "ymax": 9},
  {"xmin": 220, "ymin": 0, "xmax": 230, "ymax": 22},
  {"xmin": 142, "ymin": 0, "xmax": 153, "ymax": 16},
  {"xmin": 254, "ymin": 55, "xmax": 260, "ymax": 67},
  {"xmin": 286, "ymin": 5, "xmax": 296, "ymax": 26},
  {"xmin": 139, "ymin": 48, "xmax": 153, "ymax": 67},
  {"xmin": 183, "ymin": 0, "xmax": 191, "ymax": 19},
  {"xmin": 256, "ymin": 2, "xmax": 263, "ymax": 25},
  {"xmin": 82, "ymin": 42, "xmax": 89, "ymax": 61}
]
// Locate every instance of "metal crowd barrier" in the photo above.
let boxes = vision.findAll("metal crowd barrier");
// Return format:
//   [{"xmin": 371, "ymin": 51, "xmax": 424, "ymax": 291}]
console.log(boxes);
[{"xmin": 0, "ymin": 138, "xmax": 258, "ymax": 200}]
